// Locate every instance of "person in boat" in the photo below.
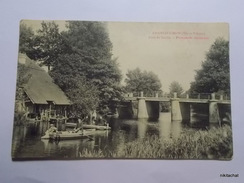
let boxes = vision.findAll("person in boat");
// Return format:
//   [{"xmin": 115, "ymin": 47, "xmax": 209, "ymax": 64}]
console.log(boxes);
[
  {"xmin": 48, "ymin": 124, "xmax": 58, "ymax": 139},
  {"xmin": 97, "ymin": 115, "xmax": 107, "ymax": 126},
  {"xmin": 49, "ymin": 124, "xmax": 57, "ymax": 132},
  {"xmin": 73, "ymin": 117, "xmax": 84, "ymax": 133}
]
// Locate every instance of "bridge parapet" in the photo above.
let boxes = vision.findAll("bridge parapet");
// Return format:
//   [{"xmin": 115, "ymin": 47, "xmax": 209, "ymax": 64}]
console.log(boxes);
[
  {"xmin": 122, "ymin": 92, "xmax": 231, "ymax": 121},
  {"xmin": 186, "ymin": 93, "xmax": 230, "ymax": 100},
  {"xmin": 124, "ymin": 91, "xmax": 170, "ymax": 98},
  {"xmin": 124, "ymin": 92, "xmax": 230, "ymax": 103}
]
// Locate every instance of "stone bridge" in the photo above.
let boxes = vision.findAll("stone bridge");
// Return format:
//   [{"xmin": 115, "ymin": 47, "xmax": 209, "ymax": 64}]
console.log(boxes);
[{"xmin": 120, "ymin": 92, "xmax": 231, "ymax": 124}]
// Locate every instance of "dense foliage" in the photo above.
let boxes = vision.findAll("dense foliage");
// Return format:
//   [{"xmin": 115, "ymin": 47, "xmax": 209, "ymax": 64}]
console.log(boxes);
[
  {"xmin": 15, "ymin": 64, "xmax": 31, "ymax": 100},
  {"xmin": 190, "ymin": 38, "xmax": 230, "ymax": 95},
  {"xmin": 14, "ymin": 64, "xmax": 32, "ymax": 124},
  {"xmin": 19, "ymin": 23, "xmax": 35, "ymax": 54},
  {"xmin": 19, "ymin": 21, "xmax": 123, "ymax": 116}
]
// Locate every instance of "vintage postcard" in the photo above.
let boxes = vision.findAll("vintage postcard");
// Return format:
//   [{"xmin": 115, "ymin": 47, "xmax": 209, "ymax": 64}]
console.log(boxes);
[{"xmin": 12, "ymin": 20, "xmax": 232, "ymax": 160}]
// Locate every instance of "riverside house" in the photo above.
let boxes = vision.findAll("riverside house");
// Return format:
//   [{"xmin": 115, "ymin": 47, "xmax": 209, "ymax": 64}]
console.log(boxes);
[{"xmin": 15, "ymin": 53, "xmax": 71, "ymax": 122}]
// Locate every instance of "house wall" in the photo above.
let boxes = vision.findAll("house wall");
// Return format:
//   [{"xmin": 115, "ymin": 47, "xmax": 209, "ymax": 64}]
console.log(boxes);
[{"xmin": 24, "ymin": 102, "xmax": 69, "ymax": 120}]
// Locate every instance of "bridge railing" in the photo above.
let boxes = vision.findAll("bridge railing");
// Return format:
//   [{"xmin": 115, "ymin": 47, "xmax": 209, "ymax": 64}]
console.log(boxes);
[
  {"xmin": 215, "ymin": 94, "xmax": 231, "ymax": 100},
  {"xmin": 188, "ymin": 93, "xmax": 211, "ymax": 99},
  {"xmin": 124, "ymin": 92, "xmax": 166, "ymax": 98},
  {"xmin": 124, "ymin": 92, "xmax": 230, "ymax": 100},
  {"xmin": 186, "ymin": 93, "xmax": 230, "ymax": 100}
]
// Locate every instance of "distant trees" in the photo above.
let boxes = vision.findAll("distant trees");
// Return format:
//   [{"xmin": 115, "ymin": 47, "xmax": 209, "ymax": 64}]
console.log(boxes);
[
  {"xmin": 125, "ymin": 68, "xmax": 162, "ymax": 96},
  {"xmin": 169, "ymin": 81, "xmax": 184, "ymax": 97},
  {"xmin": 190, "ymin": 38, "xmax": 230, "ymax": 95}
]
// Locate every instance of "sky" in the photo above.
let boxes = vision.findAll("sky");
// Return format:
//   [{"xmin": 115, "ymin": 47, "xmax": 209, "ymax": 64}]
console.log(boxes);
[
  {"xmin": 107, "ymin": 22, "xmax": 229, "ymax": 92},
  {"xmin": 22, "ymin": 20, "xmax": 229, "ymax": 92}
]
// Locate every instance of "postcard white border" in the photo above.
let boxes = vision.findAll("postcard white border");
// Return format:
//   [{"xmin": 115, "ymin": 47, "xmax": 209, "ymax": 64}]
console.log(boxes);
[{"xmin": 0, "ymin": 0, "xmax": 244, "ymax": 183}]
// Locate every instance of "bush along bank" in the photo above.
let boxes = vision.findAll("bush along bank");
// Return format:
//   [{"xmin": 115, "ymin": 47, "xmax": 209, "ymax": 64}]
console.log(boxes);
[{"xmin": 79, "ymin": 125, "xmax": 233, "ymax": 160}]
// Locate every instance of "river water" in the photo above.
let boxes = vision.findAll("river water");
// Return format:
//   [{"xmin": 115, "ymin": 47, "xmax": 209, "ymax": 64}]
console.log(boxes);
[{"xmin": 12, "ymin": 109, "xmax": 221, "ymax": 160}]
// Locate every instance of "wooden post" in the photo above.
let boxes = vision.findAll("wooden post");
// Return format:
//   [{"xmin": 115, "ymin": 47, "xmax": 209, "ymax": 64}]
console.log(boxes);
[
  {"xmin": 140, "ymin": 91, "xmax": 144, "ymax": 97},
  {"xmin": 49, "ymin": 104, "xmax": 51, "ymax": 121},
  {"xmin": 155, "ymin": 92, "xmax": 158, "ymax": 98}
]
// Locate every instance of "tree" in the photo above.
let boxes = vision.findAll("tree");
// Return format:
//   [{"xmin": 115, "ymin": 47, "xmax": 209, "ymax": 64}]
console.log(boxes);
[
  {"xmin": 19, "ymin": 23, "xmax": 35, "ymax": 54},
  {"xmin": 64, "ymin": 21, "xmax": 122, "ymax": 113},
  {"xmin": 50, "ymin": 21, "xmax": 123, "ymax": 115},
  {"xmin": 125, "ymin": 68, "xmax": 162, "ymax": 96},
  {"xmin": 49, "ymin": 54, "xmax": 98, "ymax": 116},
  {"xmin": 65, "ymin": 77, "xmax": 99, "ymax": 117},
  {"xmin": 169, "ymin": 81, "xmax": 184, "ymax": 97},
  {"xmin": 27, "ymin": 21, "xmax": 64, "ymax": 70},
  {"xmin": 15, "ymin": 64, "xmax": 31, "ymax": 100},
  {"xmin": 190, "ymin": 38, "xmax": 230, "ymax": 95},
  {"xmin": 64, "ymin": 21, "xmax": 113, "ymax": 61},
  {"xmin": 14, "ymin": 63, "xmax": 32, "ymax": 123}
]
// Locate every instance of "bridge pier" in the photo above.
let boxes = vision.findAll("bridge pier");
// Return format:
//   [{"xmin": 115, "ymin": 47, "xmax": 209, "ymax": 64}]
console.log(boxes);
[
  {"xmin": 171, "ymin": 93, "xmax": 182, "ymax": 121},
  {"xmin": 137, "ymin": 92, "xmax": 148, "ymax": 119},
  {"xmin": 209, "ymin": 93, "xmax": 220, "ymax": 124}
]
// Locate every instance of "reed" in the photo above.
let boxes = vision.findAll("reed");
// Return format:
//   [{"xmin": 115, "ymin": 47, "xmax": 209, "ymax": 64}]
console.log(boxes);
[{"xmin": 79, "ymin": 125, "xmax": 233, "ymax": 159}]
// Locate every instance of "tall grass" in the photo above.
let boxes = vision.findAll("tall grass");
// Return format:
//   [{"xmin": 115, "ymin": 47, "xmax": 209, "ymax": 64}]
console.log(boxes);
[{"xmin": 79, "ymin": 125, "xmax": 233, "ymax": 159}]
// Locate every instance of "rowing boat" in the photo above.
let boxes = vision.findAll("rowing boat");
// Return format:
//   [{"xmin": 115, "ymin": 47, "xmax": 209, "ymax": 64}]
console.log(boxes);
[
  {"xmin": 41, "ymin": 129, "xmax": 95, "ymax": 140},
  {"xmin": 82, "ymin": 124, "xmax": 111, "ymax": 130},
  {"xmin": 65, "ymin": 123, "xmax": 111, "ymax": 130}
]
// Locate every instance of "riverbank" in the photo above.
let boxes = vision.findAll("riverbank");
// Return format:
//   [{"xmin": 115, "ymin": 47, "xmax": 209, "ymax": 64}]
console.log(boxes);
[{"xmin": 79, "ymin": 125, "xmax": 233, "ymax": 159}]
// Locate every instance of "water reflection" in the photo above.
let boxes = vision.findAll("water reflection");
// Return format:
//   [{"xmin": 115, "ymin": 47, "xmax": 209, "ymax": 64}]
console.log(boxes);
[
  {"xmin": 159, "ymin": 112, "xmax": 171, "ymax": 139},
  {"xmin": 137, "ymin": 119, "xmax": 147, "ymax": 138},
  {"xmin": 41, "ymin": 139, "xmax": 83, "ymax": 158}
]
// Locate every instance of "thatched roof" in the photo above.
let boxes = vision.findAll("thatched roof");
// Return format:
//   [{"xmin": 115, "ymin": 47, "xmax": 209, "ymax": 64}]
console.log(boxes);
[{"xmin": 19, "ymin": 53, "xmax": 71, "ymax": 105}]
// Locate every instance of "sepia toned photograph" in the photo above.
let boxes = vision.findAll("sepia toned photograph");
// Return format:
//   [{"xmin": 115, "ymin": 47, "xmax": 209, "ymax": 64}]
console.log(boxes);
[{"xmin": 12, "ymin": 20, "xmax": 232, "ymax": 160}]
